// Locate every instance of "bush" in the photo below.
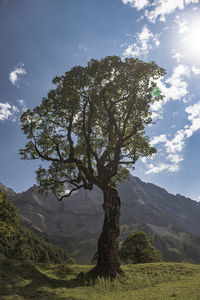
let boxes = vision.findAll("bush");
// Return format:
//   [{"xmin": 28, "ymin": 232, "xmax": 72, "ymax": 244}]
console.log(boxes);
[{"xmin": 120, "ymin": 231, "xmax": 163, "ymax": 264}]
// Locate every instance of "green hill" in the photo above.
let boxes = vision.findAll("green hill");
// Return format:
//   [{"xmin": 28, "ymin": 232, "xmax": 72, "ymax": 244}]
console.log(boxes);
[
  {"xmin": 0, "ymin": 256, "xmax": 200, "ymax": 299},
  {"xmin": 0, "ymin": 187, "xmax": 74, "ymax": 264}
]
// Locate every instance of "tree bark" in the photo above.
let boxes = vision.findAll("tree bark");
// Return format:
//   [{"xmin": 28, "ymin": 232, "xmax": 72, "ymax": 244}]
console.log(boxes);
[{"xmin": 95, "ymin": 183, "xmax": 122, "ymax": 278}]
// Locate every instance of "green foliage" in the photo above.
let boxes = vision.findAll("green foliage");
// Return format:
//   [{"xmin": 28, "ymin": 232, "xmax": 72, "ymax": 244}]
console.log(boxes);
[
  {"xmin": 119, "ymin": 222, "xmax": 200, "ymax": 264},
  {"xmin": 19, "ymin": 55, "xmax": 166, "ymax": 199},
  {"xmin": 0, "ymin": 188, "xmax": 74, "ymax": 264},
  {"xmin": 0, "ymin": 187, "xmax": 19, "ymax": 238},
  {"xmin": 153, "ymin": 234, "xmax": 200, "ymax": 263},
  {"xmin": 120, "ymin": 231, "xmax": 163, "ymax": 264}
]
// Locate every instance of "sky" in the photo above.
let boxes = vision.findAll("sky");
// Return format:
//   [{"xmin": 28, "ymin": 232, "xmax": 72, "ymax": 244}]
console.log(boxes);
[{"xmin": 1, "ymin": 0, "xmax": 200, "ymax": 201}]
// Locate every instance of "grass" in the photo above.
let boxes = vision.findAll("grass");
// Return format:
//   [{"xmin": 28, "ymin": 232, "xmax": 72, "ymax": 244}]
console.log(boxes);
[{"xmin": 0, "ymin": 256, "xmax": 200, "ymax": 300}]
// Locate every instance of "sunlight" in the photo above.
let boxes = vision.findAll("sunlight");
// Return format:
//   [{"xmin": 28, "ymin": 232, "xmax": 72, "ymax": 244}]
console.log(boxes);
[{"xmin": 183, "ymin": 19, "xmax": 200, "ymax": 59}]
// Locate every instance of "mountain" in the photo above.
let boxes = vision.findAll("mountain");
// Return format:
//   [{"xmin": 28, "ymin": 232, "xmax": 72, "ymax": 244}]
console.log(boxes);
[{"xmin": 4, "ymin": 176, "xmax": 200, "ymax": 263}]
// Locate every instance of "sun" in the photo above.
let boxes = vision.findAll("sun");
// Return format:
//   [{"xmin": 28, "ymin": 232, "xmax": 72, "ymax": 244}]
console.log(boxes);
[{"xmin": 183, "ymin": 19, "xmax": 200, "ymax": 59}]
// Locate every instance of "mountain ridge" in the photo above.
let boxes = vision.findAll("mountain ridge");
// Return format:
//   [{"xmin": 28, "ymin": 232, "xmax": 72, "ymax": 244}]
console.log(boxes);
[
  {"xmin": 2, "ymin": 175, "xmax": 200, "ymax": 237},
  {"xmin": 2, "ymin": 176, "xmax": 200, "ymax": 263}
]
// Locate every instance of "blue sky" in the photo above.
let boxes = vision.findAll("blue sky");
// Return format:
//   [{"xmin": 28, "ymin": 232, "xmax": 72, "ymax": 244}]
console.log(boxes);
[{"xmin": 1, "ymin": 0, "xmax": 200, "ymax": 201}]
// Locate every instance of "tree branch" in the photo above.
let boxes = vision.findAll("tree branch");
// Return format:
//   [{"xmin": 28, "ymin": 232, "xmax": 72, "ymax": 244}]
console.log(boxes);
[
  {"xmin": 58, "ymin": 184, "xmax": 84, "ymax": 201},
  {"xmin": 119, "ymin": 160, "xmax": 137, "ymax": 165},
  {"xmin": 101, "ymin": 89, "xmax": 122, "ymax": 139},
  {"xmin": 82, "ymin": 98, "xmax": 99, "ymax": 166}
]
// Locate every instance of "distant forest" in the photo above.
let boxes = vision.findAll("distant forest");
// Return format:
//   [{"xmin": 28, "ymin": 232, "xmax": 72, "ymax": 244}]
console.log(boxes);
[{"xmin": 0, "ymin": 187, "xmax": 74, "ymax": 264}]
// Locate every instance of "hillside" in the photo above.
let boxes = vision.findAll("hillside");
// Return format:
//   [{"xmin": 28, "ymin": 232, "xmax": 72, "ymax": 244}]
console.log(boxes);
[
  {"xmin": 0, "ymin": 257, "xmax": 200, "ymax": 300},
  {"xmin": 4, "ymin": 175, "xmax": 200, "ymax": 263},
  {"xmin": 0, "ymin": 187, "xmax": 74, "ymax": 264}
]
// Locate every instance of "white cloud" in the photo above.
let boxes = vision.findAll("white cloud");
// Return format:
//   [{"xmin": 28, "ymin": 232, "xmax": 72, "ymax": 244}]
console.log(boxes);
[
  {"xmin": 141, "ymin": 157, "xmax": 147, "ymax": 164},
  {"xmin": 143, "ymin": 100, "xmax": 200, "ymax": 174},
  {"xmin": 145, "ymin": 162, "xmax": 179, "ymax": 174},
  {"xmin": 0, "ymin": 103, "xmax": 12, "ymax": 120},
  {"xmin": 150, "ymin": 100, "xmax": 165, "ymax": 119},
  {"xmin": 157, "ymin": 64, "xmax": 190, "ymax": 101},
  {"xmin": 185, "ymin": 102, "xmax": 200, "ymax": 137},
  {"xmin": 185, "ymin": 0, "xmax": 199, "ymax": 4},
  {"xmin": 178, "ymin": 21, "xmax": 188, "ymax": 34},
  {"xmin": 165, "ymin": 129, "xmax": 185, "ymax": 153},
  {"xmin": 150, "ymin": 134, "xmax": 167, "ymax": 146},
  {"xmin": 0, "ymin": 99, "xmax": 27, "ymax": 122},
  {"xmin": 171, "ymin": 51, "xmax": 185, "ymax": 63},
  {"xmin": 146, "ymin": 0, "xmax": 200, "ymax": 23},
  {"xmin": 192, "ymin": 66, "xmax": 200, "ymax": 75},
  {"xmin": 78, "ymin": 43, "xmax": 87, "ymax": 52},
  {"xmin": 150, "ymin": 64, "xmax": 190, "ymax": 119},
  {"xmin": 123, "ymin": 25, "xmax": 160, "ymax": 57},
  {"xmin": 122, "ymin": 0, "xmax": 200, "ymax": 23},
  {"xmin": 144, "ymin": 130, "xmax": 185, "ymax": 174},
  {"xmin": 174, "ymin": 15, "xmax": 189, "ymax": 34},
  {"xmin": 9, "ymin": 67, "xmax": 27, "ymax": 86},
  {"xmin": 167, "ymin": 153, "xmax": 183, "ymax": 164},
  {"xmin": 122, "ymin": 0, "xmax": 148, "ymax": 10},
  {"xmin": 163, "ymin": 102, "xmax": 200, "ymax": 154},
  {"xmin": 141, "ymin": 131, "xmax": 183, "ymax": 174},
  {"xmin": 0, "ymin": 103, "xmax": 19, "ymax": 121},
  {"xmin": 185, "ymin": 102, "xmax": 200, "ymax": 120},
  {"xmin": 150, "ymin": 110, "xmax": 163, "ymax": 120},
  {"xmin": 146, "ymin": 0, "xmax": 185, "ymax": 23},
  {"xmin": 17, "ymin": 99, "xmax": 27, "ymax": 111}
]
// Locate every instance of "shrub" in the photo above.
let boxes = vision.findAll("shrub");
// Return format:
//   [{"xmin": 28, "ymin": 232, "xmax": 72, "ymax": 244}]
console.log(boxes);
[{"xmin": 120, "ymin": 231, "xmax": 163, "ymax": 264}]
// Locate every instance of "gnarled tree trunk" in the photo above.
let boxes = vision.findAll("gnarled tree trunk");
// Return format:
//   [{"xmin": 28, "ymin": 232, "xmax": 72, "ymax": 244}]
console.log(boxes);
[{"xmin": 95, "ymin": 183, "xmax": 122, "ymax": 278}]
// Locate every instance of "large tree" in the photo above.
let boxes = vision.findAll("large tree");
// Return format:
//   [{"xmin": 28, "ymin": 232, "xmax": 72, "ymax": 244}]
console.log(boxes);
[{"xmin": 20, "ymin": 56, "xmax": 165, "ymax": 278}]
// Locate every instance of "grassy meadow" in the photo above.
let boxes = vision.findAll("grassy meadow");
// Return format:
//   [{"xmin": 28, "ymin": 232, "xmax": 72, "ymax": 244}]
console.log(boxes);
[{"xmin": 0, "ymin": 257, "xmax": 200, "ymax": 300}]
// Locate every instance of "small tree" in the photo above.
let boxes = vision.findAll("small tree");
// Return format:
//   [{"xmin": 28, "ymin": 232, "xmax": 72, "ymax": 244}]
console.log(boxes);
[
  {"xmin": 20, "ymin": 56, "xmax": 165, "ymax": 277},
  {"xmin": 120, "ymin": 231, "xmax": 163, "ymax": 264}
]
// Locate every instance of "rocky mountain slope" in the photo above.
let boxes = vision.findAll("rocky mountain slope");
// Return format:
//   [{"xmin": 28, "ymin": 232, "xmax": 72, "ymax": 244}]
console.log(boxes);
[
  {"xmin": 7, "ymin": 176, "xmax": 200, "ymax": 237},
  {"xmin": 3, "ymin": 176, "xmax": 200, "ymax": 263}
]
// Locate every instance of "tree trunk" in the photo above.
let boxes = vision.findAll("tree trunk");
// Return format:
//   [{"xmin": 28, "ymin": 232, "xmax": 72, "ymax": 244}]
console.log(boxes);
[{"xmin": 95, "ymin": 183, "xmax": 122, "ymax": 278}]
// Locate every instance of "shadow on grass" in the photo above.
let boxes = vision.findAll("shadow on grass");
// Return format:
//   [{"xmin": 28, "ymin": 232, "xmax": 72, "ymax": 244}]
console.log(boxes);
[{"xmin": 0, "ymin": 259, "xmax": 97, "ymax": 299}]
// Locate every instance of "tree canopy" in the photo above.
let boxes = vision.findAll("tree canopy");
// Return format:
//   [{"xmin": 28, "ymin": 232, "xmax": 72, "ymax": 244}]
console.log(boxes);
[
  {"xmin": 120, "ymin": 231, "xmax": 163, "ymax": 264},
  {"xmin": 20, "ymin": 56, "xmax": 165, "ymax": 199}
]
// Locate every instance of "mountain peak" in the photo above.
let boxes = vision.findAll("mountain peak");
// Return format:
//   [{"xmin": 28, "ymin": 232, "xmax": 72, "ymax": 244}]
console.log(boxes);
[{"xmin": 0, "ymin": 183, "xmax": 16, "ymax": 197}]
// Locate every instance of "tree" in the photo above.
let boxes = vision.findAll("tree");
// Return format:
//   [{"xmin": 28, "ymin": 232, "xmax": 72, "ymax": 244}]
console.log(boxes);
[
  {"xmin": 120, "ymin": 231, "xmax": 163, "ymax": 264},
  {"xmin": 0, "ymin": 188, "xmax": 19, "ymax": 239},
  {"xmin": 19, "ymin": 56, "xmax": 165, "ymax": 277}
]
